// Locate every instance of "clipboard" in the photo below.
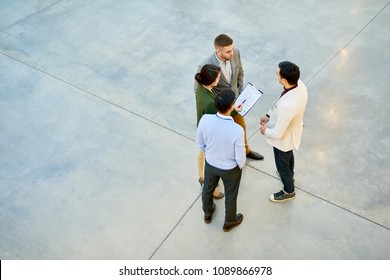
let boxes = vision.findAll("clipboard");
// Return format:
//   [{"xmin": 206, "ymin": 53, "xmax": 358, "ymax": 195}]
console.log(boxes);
[{"xmin": 234, "ymin": 82, "xmax": 263, "ymax": 116}]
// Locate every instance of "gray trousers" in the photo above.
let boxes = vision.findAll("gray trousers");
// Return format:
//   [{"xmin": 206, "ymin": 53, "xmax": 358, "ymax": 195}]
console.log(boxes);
[{"xmin": 202, "ymin": 161, "xmax": 242, "ymax": 224}]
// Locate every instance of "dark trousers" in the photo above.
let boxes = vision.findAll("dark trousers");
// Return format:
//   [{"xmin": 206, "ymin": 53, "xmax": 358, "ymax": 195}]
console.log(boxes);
[
  {"xmin": 273, "ymin": 147, "xmax": 295, "ymax": 194},
  {"xmin": 202, "ymin": 161, "xmax": 242, "ymax": 224}
]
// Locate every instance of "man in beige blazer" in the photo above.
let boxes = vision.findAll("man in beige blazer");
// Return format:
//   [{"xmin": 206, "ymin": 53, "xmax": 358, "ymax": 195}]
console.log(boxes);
[
  {"xmin": 195, "ymin": 34, "xmax": 264, "ymax": 160},
  {"xmin": 260, "ymin": 61, "xmax": 308, "ymax": 202}
]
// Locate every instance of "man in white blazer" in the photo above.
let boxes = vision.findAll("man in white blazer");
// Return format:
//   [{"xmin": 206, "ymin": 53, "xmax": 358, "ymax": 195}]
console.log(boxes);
[
  {"xmin": 260, "ymin": 61, "xmax": 308, "ymax": 202},
  {"xmin": 195, "ymin": 34, "xmax": 264, "ymax": 161}
]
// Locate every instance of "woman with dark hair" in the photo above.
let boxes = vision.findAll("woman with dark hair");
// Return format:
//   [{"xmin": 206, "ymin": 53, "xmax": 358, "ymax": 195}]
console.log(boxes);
[
  {"xmin": 195, "ymin": 64, "xmax": 243, "ymax": 199},
  {"xmin": 195, "ymin": 64, "xmax": 224, "ymax": 199}
]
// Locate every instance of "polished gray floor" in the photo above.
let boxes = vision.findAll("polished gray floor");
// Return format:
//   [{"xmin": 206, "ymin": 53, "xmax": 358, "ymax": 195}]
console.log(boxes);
[{"xmin": 0, "ymin": 0, "xmax": 389, "ymax": 260}]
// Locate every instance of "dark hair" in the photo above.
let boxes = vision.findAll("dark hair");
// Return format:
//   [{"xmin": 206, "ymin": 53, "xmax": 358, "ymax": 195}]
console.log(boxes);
[
  {"xmin": 278, "ymin": 61, "xmax": 300, "ymax": 85},
  {"xmin": 214, "ymin": 34, "xmax": 233, "ymax": 48},
  {"xmin": 214, "ymin": 89, "xmax": 235, "ymax": 114},
  {"xmin": 195, "ymin": 64, "xmax": 221, "ymax": 86}
]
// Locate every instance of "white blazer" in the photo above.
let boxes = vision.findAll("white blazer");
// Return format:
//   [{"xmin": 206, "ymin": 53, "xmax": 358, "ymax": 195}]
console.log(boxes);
[{"xmin": 265, "ymin": 80, "xmax": 308, "ymax": 152}]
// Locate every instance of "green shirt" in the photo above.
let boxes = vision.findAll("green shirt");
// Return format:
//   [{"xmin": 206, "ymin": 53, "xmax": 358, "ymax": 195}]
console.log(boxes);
[{"xmin": 195, "ymin": 85, "xmax": 238, "ymax": 126}]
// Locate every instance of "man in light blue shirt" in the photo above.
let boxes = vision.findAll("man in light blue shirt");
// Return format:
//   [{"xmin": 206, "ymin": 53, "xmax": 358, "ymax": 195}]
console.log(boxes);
[{"xmin": 196, "ymin": 89, "xmax": 246, "ymax": 232}]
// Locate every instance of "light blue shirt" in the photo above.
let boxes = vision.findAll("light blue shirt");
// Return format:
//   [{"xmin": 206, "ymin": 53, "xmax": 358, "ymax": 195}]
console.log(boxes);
[{"xmin": 196, "ymin": 113, "xmax": 246, "ymax": 170}]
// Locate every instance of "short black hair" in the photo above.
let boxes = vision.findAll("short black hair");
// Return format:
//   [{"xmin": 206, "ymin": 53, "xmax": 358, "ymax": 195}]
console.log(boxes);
[
  {"xmin": 214, "ymin": 34, "xmax": 233, "ymax": 48},
  {"xmin": 278, "ymin": 61, "xmax": 300, "ymax": 85},
  {"xmin": 214, "ymin": 89, "xmax": 235, "ymax": 114}
]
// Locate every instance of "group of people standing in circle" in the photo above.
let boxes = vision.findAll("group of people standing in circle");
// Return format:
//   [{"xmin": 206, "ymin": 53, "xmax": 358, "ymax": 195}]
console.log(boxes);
[{"xmin": 194, "ymin": 34, "xmax": 308, "ymax": 232}]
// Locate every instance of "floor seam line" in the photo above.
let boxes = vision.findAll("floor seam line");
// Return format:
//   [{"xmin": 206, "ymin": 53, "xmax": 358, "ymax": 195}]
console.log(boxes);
[
  {"xmin": 306, "ymin": 1, "xmax": 390, "ymax": 86},
  {"xmin": 0, "ymin": 51, "xmax": 195, "ymax": 143},
  {"xmin": 0, "ymin": 0, "xmax": 64, "ymax": 33},
  {"xmin": 148, "ymin": 192, "xmax": 202, "ymax": 260},
  {"xmin": 246, "ymin": 164, "xmax": 390, "ymax": 231}
]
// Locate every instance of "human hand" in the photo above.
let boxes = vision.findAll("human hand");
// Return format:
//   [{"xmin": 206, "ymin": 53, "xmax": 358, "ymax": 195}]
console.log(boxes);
[
  {"xmin": 260, "ymin": 115, "xmax": 269, "ymax": 126},
  {"xmin": 260, "ymin": 125, "xmax": 267, "ymax": 135},
  {"xmin": 234, "ymin": 103, "xmax": 243, "ymax": 112}
]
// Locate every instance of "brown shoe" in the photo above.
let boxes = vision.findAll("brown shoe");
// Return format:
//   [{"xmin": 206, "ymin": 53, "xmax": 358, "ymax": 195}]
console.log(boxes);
[{"xmin": 213, "ymin": 192, "xmax": 225, "ymax": 199}]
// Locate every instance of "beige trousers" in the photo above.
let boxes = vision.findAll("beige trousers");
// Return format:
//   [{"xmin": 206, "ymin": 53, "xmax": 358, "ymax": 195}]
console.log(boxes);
[{"xmin": 198, "ymin": 149, "xmax": 205, "ymax": 180}]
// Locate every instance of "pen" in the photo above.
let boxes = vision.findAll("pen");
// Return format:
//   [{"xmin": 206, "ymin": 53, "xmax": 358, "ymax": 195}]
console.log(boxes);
[{"xmin": 242, "ymin": 99, "xmax": 246, "ymax": 104}]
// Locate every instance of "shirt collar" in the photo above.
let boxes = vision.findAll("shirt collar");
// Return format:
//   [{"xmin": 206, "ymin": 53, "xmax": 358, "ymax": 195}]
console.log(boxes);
[
  {"xmin": 215, "ymin": 52, "xmax": 227, "ymax": 64},
  {"xmin": 216, "ymin": 112, "xmax": 233, "ymax": 120},
  {"xmin": 280, "ymin": 83, "xmax": 298, "ymax": 98}
]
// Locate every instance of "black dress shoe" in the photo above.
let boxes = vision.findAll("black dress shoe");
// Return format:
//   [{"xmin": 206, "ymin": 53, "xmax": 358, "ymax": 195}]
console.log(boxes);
[
  {"xmin": 223, "ymin": 213, "xmax": 243, "ymax": 232},
  {"xmin": 246, "ymin": 151, "xmax": 264, "ymax": 160},
  {"xmin": 204, "ymin": 203, "xmax": 216, "ymax": 224}
]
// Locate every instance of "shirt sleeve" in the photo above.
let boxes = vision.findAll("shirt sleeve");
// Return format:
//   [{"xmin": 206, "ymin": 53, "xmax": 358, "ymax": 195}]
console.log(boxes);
[
  {"xmin": 236, "ymin": 50, "xmax": 244, "ymax": 92},
  {"xmin": 235, "ymin": 128, "xmax": 246, "ymax": 169},
  {"xmin": 196, "ymin": 117, "xmax": 206, "ymax": 151},
  {"xmin": 265, "ymin": 104, "xmax": 295, "ymax": 139}
]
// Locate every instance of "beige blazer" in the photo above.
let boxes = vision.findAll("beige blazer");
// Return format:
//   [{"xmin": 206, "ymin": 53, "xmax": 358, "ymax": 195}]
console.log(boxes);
[{"xmin": 265, "ymin": 80, "xmax": 308, "ymax": 152}]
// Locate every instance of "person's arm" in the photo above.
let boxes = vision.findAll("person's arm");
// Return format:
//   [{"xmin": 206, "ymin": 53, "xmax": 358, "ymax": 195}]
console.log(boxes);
[
  {"xmin": 235, "ymin": 128, "xmax": 246, "ymax": 169},
  {"xmin": 196, "ymin": 117, "xmax": 206, "ymax": 152},
  {"xmin": 259, "ymin": 113, "xmax": 269, "ymax": 135},
  {"xmin": 236, "ymin": 50, "xmax": 244, "ymax": 92},
  {"xmin": 260, "ymin": 114, "xmax": 270, "ymax": 126},
  {"xmin": 264, "ymin": 106, "xmax": 294, "ymax": 139}
]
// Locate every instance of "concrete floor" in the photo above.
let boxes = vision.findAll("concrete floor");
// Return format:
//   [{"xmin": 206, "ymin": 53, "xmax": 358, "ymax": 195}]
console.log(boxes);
[{"xmin": 0, "ymin": 0, "xmax": 389, "ymax": 260}]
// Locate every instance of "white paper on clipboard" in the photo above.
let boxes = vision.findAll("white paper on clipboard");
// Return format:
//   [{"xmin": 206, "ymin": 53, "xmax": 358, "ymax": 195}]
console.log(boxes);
[{"xmin": 234, "ymin": 82, "xmax": 263, "ymax": 116}]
